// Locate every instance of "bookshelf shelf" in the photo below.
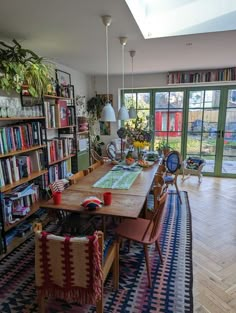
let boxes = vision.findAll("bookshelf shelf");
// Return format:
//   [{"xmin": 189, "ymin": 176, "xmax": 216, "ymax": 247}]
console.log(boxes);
[
  {"xmin": 44, "ymin": 94, "xmax": 72, "ymax": 100},
  {"xmin": 0, "ymin": 145, "xmax": 47, "ymax": 159},
  {"xmin": 0, "ymin": 169, "xmax": 48, "ymax": 193},
  {"xmin": 167, "ymin": 67, "xmax": 236, "ymax": 85},
  {"xmin": 47, "ymin": 125, "xmax": 76, "ymax": 130},
  {"xmin": 4, "ymin": 200, "xmax": 44, "ymax": 232},
  {"xmin": 48, "ymin": 154, "xmax": 76, "ymax": 166},
  {"xmin": 0, "ymin": 117, "xmax": 45, "ymax": 121}
]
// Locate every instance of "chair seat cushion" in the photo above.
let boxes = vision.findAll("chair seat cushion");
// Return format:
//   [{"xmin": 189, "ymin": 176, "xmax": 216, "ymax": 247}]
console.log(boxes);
[
  {"xmin": 164, "ymin": 176, "xmax": 174, "ymax": 183},
  {"xmin": 186, "ymin": 157, "xmax": 204, "ymax": 170}
]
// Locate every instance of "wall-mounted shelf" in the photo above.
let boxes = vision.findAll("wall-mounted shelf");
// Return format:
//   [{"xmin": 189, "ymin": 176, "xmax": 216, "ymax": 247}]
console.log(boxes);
[{"xmin": 167, "ymin": 67, "xmax": 236, "ymax": 85}]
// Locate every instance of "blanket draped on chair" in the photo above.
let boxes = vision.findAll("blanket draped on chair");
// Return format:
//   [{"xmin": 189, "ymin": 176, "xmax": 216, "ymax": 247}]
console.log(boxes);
[{"xmin": 35, "ymin": 231, "xmax": 102, "ymax": 305}]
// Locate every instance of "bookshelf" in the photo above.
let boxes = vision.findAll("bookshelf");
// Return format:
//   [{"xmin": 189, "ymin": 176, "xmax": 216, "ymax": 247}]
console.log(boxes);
[
  {"xmin": 167, "ymin": 67, "xmax": 236, "ymax": 85},
  {"xmin": 0, "ymin": 91, "xmax": 48, "ymax": 254},
  {"xmin": 43, "ymin": 84, "xmax": 77, "ymax": 185}
]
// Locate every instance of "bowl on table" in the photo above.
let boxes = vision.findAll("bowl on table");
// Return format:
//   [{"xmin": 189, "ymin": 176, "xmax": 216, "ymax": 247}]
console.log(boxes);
[{"xmin": 125, "ymin": 158, "xmax": 135, "ymax": 166}]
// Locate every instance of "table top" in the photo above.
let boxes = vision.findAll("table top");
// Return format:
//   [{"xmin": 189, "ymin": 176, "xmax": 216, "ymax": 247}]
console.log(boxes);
[
  {"xmin": 40, "ymin": 189, "xmax": 146, "ymax": 219},
  {"xmin": 68, "ymin": 162, "xmax": 159, "ymax": 196},
  {"xmin": 41, "ymin": 162, "xmax": 159, "ymax": 219}
]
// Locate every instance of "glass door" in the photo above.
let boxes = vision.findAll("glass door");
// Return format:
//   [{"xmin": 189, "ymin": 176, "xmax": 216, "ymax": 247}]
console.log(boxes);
[
  {"xmin": 186, "ymin": 88, "xmax": 221, "ymax": 175},
  {"xmin": 186, "ymin": 87, "xmax": 236, "ymax": 177},
  {"xmin": 221, "ymin": 88, "xmax": 236, "ymax": 175}
]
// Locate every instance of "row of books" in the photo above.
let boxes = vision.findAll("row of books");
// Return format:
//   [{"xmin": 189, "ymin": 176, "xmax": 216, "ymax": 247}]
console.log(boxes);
[
  {"xmin": 2, "ymin": 183, "xmax": 40, "ymax": 224},
  {"xmin": 0, "ymin": 149, "xmax": 45, "ymax": 187},
  {"xmin": 48, "ymin": 159, "xmax": 72, "ymax": 184},
  {"xmin": 0, "ymin": 122, "xmax": 43, "ymax": 155},
  {"xmin": 47, "ymin": 137, "xmax": 75, "ymax": 164},
  {"xmin": 167, "ymin": 67, "xmax": 236, "ymax": 84},
  {"xmin": 44, "ymin": 100, "xmax": 75, "ymax": 128}
]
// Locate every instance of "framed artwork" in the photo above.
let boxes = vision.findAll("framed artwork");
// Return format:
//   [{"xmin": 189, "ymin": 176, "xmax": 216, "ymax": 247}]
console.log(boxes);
[
  {"xmin": 55, "ymin": 69, "xmax": 71, "ymax": 86},
  {"xmin": 100, "ymin": 121, "xmax": 111, "ymax": 135}
]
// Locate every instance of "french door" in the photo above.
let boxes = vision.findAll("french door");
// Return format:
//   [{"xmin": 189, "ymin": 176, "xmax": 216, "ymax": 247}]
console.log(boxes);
[{"xmin": 186, "ymin": 87, "xmax": 236, "ymax": 177}]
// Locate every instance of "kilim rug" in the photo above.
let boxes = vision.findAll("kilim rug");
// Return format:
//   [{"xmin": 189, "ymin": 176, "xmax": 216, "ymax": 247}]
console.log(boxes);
[{"xmin": 0, "ymin": 191, "xmax": 193, "ymax": 313}]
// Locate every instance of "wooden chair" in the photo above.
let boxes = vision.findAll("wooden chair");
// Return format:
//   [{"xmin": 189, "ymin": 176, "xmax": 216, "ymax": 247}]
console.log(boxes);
[
  {"xmin": 69, "ymin": 170, "xmax": 87, "ymax": 185},
  {"xmin": 164, "ymin": 150, "xmax": 182, "ymax": 204},
  {"xmin": 156, "ymin": 164, "xmax": 166, "ymax": 176},
  {"xmin": 115, "ymin": 186, "xmax": 168, "ymax": 288},
  {"xmin": 88, "ymin": 160, "xmax": 104, "ymax": 173},
  {"xmin": 35, "ymin": 230, "xmax": 119, "ymax": 313},
  {"xmin": 91, "ymin": 148, "xmax": 109, "ymax": 164}
]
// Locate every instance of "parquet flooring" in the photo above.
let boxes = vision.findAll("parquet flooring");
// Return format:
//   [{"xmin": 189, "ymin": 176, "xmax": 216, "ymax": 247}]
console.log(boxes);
[{"xmin": 179, "ymin": 176, "xmax": 236, "ymax": 313}]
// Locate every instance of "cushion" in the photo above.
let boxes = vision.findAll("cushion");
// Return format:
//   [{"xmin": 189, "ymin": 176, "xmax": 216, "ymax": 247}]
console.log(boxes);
[
  {"xmin": 186, "ymin": 157, "xmax": 204, "ymax": 170},
  {"xmin": 81, "ymin": 196, "xmax": 103, "ymax": 210}
]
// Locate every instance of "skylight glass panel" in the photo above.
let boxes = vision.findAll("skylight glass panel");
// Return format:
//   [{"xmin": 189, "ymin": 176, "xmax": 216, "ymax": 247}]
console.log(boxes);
[{"xmin": 125, "ymin": 0, "xmax": 236, "ymax": 39}]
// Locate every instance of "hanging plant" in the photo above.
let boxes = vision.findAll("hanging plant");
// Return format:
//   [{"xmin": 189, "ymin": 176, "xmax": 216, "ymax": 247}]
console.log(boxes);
[{"xmin": 0, "ymin": 39, "xmax": 53, "ymax": 97}]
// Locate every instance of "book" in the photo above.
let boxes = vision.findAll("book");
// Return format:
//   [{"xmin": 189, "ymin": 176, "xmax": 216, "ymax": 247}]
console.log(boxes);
[
  {"xmin": 5, "ymin": 183, "xmax": 34, "ymax": 198},
  {"xmin": 56, "ymin": 100, "xmax": 69, "ymax": 127}
]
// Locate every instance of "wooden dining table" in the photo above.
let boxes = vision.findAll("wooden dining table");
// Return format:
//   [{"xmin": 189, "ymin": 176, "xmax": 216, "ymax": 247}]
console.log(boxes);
[{"xmin": 40, "ymin": 162, "xmax": 159, "ymax": 219}]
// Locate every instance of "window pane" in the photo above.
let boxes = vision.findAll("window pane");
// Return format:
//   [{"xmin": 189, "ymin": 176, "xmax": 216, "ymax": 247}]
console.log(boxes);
[
  {"xmin": 124, "ymin": 93, "xmax": 137, "ymax": 109},
  {"xmin": 137, "ymin": 93, "xmax": 150, "ymax": 109},
  {"xmin": 155, "ymin": 92, "xmax": 168, "ymax": 109}
]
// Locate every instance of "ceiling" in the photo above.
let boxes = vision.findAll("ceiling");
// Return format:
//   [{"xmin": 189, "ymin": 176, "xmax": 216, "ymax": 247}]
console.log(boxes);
[{"xmin": 1, "ymin": 0, "xmax": 236, "ymax": 75}]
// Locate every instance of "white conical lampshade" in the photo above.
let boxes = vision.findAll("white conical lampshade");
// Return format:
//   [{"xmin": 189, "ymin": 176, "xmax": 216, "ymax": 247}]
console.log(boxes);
[
  {"xmin": 118, "ymin": 105, "xmax": 129, "ymax": 120},
  {"xmin": 129, "ymin": 106, "xmax": 137, "ymax": 118},
  {"xmin": 101, "ymin": 102, "xmax": 116, "ymax": 121}
]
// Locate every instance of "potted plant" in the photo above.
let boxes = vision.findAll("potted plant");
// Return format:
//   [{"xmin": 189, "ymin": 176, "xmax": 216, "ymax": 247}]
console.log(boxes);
[
  {"xmin": 91, "ymin": 134, "xmax": 105, "ymax": 156},
  {"xmin": 156, "ymin": 139, "xmax": 171, "ymax": 157},
  {"xmin": 0, "ymin": 39, "xmax": 53, "ymax": 97}
]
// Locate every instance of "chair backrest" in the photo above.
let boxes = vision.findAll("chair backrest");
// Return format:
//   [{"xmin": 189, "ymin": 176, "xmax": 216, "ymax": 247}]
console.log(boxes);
[
  {"xmin": 91, "ymin": 148, "xmax": 104, "ymax": 163},
  {"xmin": 88, "ymin": 160, "xmax": 103, "ymax": 172},
  {"xmin": 142, "ymin": 186, "xmax": 168, "ymax": 242},
  {"xmin": 35, "ymin": 230, "xmax": 103, "ymax": 305},
  {"xmin": 165, "ymin": 150, "xmax": 181, "ymax": 173},
  {"xmin": 69, "ymin": 170, "xmax": 86, "ymax": 185},
  {"xmin": 156, "ymin": 164, "xmax": 166, "ymax": 175}
]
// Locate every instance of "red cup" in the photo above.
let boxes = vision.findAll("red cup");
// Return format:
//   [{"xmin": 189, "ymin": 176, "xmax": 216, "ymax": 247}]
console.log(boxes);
[
  {"xmin": 103, "ymin": 192, "xmax": 112, "ymax": 205},
  {"xmin": 53, "ymin": 192, "xmax": 62, "ymax": 205}
]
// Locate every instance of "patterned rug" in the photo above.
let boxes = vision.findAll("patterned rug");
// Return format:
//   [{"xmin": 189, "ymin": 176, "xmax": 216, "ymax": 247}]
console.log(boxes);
[{"xmin": 0, "ymin": 191, "xmax": 193, "ymax": 313}]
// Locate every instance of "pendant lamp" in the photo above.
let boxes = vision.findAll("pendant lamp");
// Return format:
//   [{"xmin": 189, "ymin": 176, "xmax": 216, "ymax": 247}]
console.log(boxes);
[
  {"xmin": 129, "ymin": 50, "xmax": 137, "ymax": 119},
  {"xmin": 100, "ymin": 15, "xmax": 116, "ymax": 122},
  {"xmin": 118, "ymin": 37, "xmax": 129, "ymax": 121}
]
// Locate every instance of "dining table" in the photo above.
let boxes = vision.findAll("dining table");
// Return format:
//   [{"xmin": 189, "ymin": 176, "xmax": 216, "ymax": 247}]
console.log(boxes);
[{"xmin": 40, "ymin": 161, "xmax": 160, "ymax": 219}]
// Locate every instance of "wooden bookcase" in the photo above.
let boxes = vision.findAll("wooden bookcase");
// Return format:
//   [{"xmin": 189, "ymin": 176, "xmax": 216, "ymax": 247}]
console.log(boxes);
[
  {"xmin": 0, "ymin": 81, "xmax": 77, "ymax": 254},
  {"xmin": 0, "ymin": 93, "xmax": 48, "ymax": 254},
  {"xmin": 167, "ymin": 67, "xmax": 236, "ymax": 85}
]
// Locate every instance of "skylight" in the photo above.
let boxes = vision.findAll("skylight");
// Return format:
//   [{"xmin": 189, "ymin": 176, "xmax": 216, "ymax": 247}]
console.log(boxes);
[{"xmin": 125, "ymin": 0, "xmax": 236, "ymax": 39}]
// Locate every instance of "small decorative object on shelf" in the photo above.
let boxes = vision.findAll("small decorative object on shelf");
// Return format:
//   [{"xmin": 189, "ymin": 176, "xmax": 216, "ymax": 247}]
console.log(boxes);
[{"xmin": 167, "ymin": 67, "xmax": 236, "ymax": 85}]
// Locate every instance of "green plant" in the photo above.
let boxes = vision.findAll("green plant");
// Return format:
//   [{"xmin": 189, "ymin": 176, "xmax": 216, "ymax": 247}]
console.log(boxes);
[
  {"xmin": 87, "ymin": 95, "xmax": 104, "ymax": 121},
  {"xmin": 0, "ymin": 39, "xmax": 53, "ymax": 97},
  {"xmin": 91, "ymin": 135, "xmax": 105, "ymax": 156}
]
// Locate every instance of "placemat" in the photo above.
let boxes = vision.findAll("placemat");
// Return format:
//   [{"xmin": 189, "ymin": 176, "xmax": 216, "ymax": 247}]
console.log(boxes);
[{"xmin": 93, "ymin": 166, "xmax": 142, "ymax": 189}]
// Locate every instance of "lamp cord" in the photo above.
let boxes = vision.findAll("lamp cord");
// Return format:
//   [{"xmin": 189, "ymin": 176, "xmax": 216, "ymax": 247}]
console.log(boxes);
[
  {"xmin": 131, "ymin": 55, "xmax": 134, "ymax": 107},
  {"xmin": 122, "ymin": 44, "xmax": 125, "ymax": 106},
  {"xmin": 106, "ymin": 24, "xmax": 109, "ymax": 104}
]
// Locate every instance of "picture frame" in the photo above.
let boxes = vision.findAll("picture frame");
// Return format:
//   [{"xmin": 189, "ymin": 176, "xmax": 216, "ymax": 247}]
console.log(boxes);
[
  {"xmin": 55, "ymin": 69, "xmax": 71, "ymax": 86},
  {"xmin": 100, "ymin": 121, "xmax": 111, "ymax": 135}
]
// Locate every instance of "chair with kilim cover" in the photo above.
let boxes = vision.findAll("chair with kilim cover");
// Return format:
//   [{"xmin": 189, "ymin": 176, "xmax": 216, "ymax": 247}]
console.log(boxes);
[
  {"xmin": 35, "ymin": 230, "xmax": 119, "ymax": 313},
  {"xmin": 115, "ymin": 186, "xmax": 167, "ymax": 288}
]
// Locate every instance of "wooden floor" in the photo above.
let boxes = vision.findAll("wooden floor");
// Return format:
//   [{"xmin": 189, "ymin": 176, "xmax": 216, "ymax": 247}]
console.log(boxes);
[{"xmin": 179, "ymin": 175, "xmax": 236, "ymax": 313}]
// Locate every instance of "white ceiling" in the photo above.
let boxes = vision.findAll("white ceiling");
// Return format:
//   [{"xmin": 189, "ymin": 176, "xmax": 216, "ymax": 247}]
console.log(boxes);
[{"xmin": 1, "ymin": 0, "xmax": 236, "ymax": 75}]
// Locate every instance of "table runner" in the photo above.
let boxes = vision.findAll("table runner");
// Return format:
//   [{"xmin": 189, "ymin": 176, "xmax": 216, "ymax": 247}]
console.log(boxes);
[{"xmin": 93, "ymin": 166, "xmax": 142, "ymax": 189}]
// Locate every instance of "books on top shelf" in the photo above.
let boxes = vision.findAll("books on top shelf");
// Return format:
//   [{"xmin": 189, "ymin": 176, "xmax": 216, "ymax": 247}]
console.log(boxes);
[
  {"xmin": 44, "ymin": 99, "xmax": 75, "ymax": 128},
  {"xmin": 167, "ymin": 67, "xmax": 236, "ymax": 84}
]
